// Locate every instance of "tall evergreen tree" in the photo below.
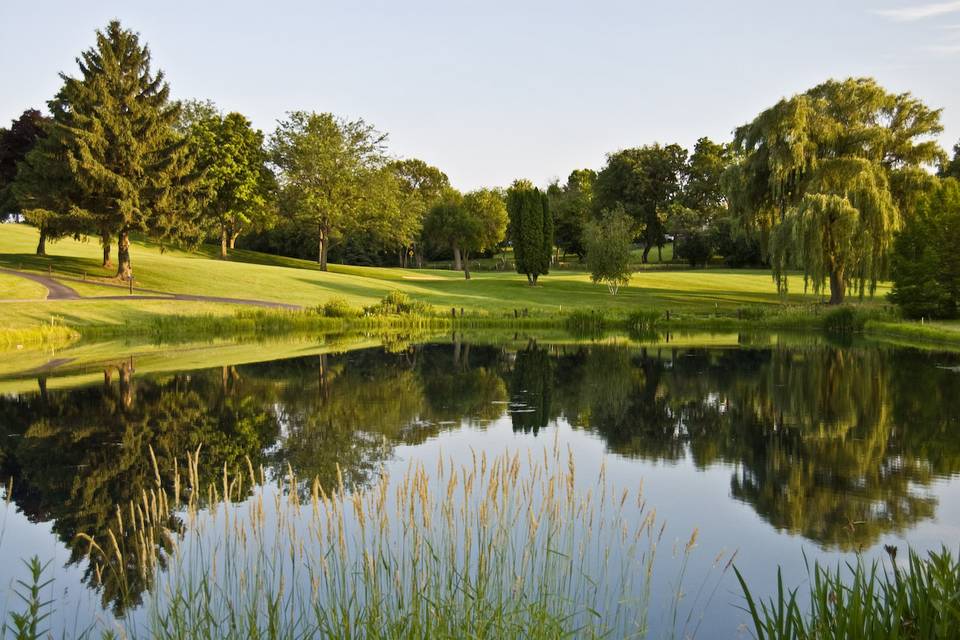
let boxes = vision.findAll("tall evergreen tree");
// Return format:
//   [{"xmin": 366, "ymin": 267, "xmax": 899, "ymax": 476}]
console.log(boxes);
[
  {"xmin": 726, "ymin": 77, "xmax": 943, "ymax": 304},
  {"xmin": 506, "ymin": 180, "xmax": 552, "ymax": 285},
  {"xmin": 42, "ymin": 21, "xmax": 198, "ymax": 279}
]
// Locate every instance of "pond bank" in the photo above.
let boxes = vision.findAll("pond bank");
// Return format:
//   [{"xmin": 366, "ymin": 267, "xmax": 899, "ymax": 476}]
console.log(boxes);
[{"xmin": 4, "ymin": 301, "xmax": 960, "ymax": 353}]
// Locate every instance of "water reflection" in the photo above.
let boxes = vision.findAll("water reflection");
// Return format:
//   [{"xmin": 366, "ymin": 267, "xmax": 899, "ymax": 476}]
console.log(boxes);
[{"xmin": 1, "ymin": 338, "xmax": 959, "ymax": 613}]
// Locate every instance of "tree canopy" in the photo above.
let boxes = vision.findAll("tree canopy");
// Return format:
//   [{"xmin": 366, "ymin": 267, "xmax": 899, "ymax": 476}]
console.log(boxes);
[
  {"xmin": 391, "ymin": 159, "xmax": 450, "ymax": 267},
  {"xmin": 45, "ymin": 20, "xmax": 198, "ymax": 279},
  {"xmin": 548, "ymin": 169, "xmax": 595, "ymax": 260},
  {"xmin": 726, "ymin": 77, "xmax": 944, "ymax": 304},
  {"xmin": 889, "ymin": 177, "xmax": 960, "ymax": 319},
  {"xmin": 269, "ymin": 111, "xmax": 389, "ymax": 270},
  {"xmin": 593, "ymin": 143, "xmax": 687, "ymax": 263},
  {"xmin": 0, "ymin": 109, "xmax": 49, "ymax": 218},
  {"xmin": 422, "ymin": 187, "xmax": 507, "ymax": 279},
  {"xmin": 507, "ymin": 180, "xmax": 552, "ymax": 285},
  {"xmin": 583, "ymin": 206, "xmax": 633, "ymax": 294},
  {"xmin": 187, "ymin": 108, "xmax": 274, "ymax": 258}
]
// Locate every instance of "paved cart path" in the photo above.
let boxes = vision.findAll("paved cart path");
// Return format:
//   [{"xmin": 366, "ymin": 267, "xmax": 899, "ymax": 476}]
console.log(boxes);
[{"xmin": 0, "ymin": 268, "xmax": 302, "ymax": 309}]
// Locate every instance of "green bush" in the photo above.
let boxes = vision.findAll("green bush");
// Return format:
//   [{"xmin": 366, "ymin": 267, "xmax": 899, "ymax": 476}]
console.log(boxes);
[
  {"xmin": 626, "ymin": 310, "xmax": 660, "ymax": 331},
  {"xmin": 318, "ymin": 296, "xmax": 360, "ymax": 318},
  {"xmin": 564, "ymin": 309, "xmax": 607, "ymax": 338},
  {"xmin": 364, "ymin": 290, "xmax": 432, "ymax": 316},
  {"xmin": 823, "ymin": 306, "xmax": 866, "ymax": 334}
]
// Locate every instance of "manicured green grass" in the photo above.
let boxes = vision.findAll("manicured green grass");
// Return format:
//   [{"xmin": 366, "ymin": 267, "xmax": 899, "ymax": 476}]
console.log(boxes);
[
  {"xmin": 0, "ymin": 273, "xmax": 47, "ymax": 300},
  {"xmin": 0, "ymin": 224, "xmax": 889, "ymax": 333}
]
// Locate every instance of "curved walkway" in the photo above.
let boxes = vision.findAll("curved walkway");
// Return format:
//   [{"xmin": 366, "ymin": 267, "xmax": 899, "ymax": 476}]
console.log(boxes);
[
  {"xmin": 0, "ymin": 267, "xmax": 302, "ymax": 310},
  {"xmin": 1, "ymin": 267, "xmax": 80, "ymax": 300}
]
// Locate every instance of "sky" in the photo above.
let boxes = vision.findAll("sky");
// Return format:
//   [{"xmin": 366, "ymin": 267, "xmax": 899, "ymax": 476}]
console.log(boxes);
[{"xmin": 1, "ymin": 1, "xmax": 959, "ymax": 190}]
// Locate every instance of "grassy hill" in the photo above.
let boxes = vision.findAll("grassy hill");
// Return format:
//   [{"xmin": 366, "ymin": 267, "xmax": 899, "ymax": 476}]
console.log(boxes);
[{"xmin": 0, "ymin": 223, "xmax": 889, "ymax": 331}]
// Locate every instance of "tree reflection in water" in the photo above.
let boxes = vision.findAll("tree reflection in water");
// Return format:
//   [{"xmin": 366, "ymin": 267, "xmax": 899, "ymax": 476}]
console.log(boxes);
[{"xmin": 0, "ymin": 339, "xmax": 958, "ymax": 612}]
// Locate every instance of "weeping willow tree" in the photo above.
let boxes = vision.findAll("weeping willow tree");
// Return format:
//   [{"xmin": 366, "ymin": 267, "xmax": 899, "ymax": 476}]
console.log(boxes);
[{"xmin": 726, "ymin": 78, "xmax": 944, "ymax": 304}]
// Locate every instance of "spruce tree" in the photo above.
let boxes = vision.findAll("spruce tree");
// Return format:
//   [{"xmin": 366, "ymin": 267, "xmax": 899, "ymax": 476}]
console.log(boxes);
[
  {"xmin": 507, "ymin": 180, "xmax": 552, "ymax": 285},
  {"xmin": 49, "ymin": 20, "xmax": 197, "ymax": 279}
]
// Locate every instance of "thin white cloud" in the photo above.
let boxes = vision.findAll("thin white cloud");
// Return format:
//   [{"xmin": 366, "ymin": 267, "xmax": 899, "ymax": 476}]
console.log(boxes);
[
  {"xmin": 928, "ymin": 42, "xmax": 960, "ymax": 54},
  {"xmin": 876, "ymin": 1, "xmax": 960, "ymax": 21}
]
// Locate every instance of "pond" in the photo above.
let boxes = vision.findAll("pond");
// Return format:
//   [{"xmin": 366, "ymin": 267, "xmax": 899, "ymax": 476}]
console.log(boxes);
[{"xmin": 1, "ymin": 333, "xmax": 959, "ymax": 637}]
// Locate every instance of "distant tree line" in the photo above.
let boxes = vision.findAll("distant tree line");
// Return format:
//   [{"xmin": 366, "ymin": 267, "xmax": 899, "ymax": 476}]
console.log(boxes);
[{"xmin": 0, "ymin": 21, "xmax": 957, "ymax": 311}]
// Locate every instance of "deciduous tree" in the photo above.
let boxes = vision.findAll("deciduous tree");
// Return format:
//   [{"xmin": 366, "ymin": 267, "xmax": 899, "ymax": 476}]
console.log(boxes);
[
  {"xmin": 390, "ymin": 159, "xmax": 449, "ymax": 267},
  {"xmin": 889, "ymin": 178, "xmax": 960, "ymax": 318},
  {"xmin": 593, "ymin": 144, "xmax": 687, "ymax": 263},
  {"xmin": 548, "ymin": 169, "xmax": 595, "ymax": 261},
  {"xmin": 422, "ymin": 188, "xmax": 507, "ymax": 279},
  {"xmin": 0, "ymin": 109, "xmax": 48, "ymax": 218},
  {"xmin": 269, "ymin": 111, "xmax": 388, "ymax": 270},
  {"xmin": 187, "ymin": 108, "xmax": 274, "ymax": 258},
  {"xmin": 726, "ymin": 77, "xmax": 943, "ymax": 304},
  {"xmin": 583, "ymin": 207, "xmax": 634, "ymax": 294}
]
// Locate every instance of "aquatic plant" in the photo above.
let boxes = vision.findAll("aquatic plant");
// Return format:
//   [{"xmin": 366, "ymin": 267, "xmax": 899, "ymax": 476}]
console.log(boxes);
[
  {"xmin": 736, "ymin": 547, "xmax": 960, "ymax": 640},
  {"xmin": 58, "ymin": 443, "xmax": 730, "ymax": 638}
]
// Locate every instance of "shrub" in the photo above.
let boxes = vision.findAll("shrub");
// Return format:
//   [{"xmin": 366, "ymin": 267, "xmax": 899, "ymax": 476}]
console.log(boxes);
[
  {"xmin": 364, "ymin": 290, "xmax": 432, "ymax": 316},
  {"xmin": 318, "ymin": 296, "xmax": 361, "ymax": 318},
  {"xmin": 823, "ymin": 306, "xmax": 866, "ymax": 334},
  {"xmin": 626, "ymin": 310, "xmax": 660, "ymax": 331},
  {"xmin": 564, "ymin": 309, "xmax": 606, "ymax": 339}
]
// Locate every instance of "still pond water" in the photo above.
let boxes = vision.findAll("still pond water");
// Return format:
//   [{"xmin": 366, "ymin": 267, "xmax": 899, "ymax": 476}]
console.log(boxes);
[{"xmin": 1, "ymin": 334, "xmax": 960, "ymax": 637}]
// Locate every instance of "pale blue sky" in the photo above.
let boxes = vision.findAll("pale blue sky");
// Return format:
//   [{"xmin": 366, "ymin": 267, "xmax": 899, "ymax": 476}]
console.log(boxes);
[{"xmin": 2, "ymin": 1, "xmax": 958, "ymax": 190}]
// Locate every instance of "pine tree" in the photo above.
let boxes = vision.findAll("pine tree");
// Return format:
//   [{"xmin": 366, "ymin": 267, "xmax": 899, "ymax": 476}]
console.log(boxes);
[
  {"xmin": 49, "ymin": 20, "xmax": 198, "ymax": 279},
  {"xmin": 507, "ymin": 180, "xmax": 552, "ymax": 285}
]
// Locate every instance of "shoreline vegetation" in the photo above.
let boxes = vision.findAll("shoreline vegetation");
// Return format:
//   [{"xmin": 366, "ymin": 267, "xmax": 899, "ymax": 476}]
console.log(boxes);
[
  {"xmin": 1, "ymin": 447, "xmax": 731, "ymax": 639},
  {"xmin": 4, "ymin": 297, "xmax": 960, "ymax": 354}
]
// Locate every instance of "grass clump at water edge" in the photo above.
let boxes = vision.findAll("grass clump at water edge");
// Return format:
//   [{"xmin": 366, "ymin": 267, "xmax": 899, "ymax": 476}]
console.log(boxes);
[{"xmin": 736, "ymin": 546, "xmax": 960, "ymax": 640}]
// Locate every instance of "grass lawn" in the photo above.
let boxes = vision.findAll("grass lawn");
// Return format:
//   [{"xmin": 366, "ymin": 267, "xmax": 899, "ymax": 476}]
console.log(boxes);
[
  {"xmin": 0, "ymin": 272, "xmax": 48, "ymax": 300},
  {"xmin": 0, "ymin": 224, "xmax": 890, "ymax": 331}
]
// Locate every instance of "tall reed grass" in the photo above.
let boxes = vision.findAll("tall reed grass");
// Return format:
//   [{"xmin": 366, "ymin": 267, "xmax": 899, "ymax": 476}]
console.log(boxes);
[{"xmin": 29, "ymin": 441, "xmax": 732, "ymax": 639}]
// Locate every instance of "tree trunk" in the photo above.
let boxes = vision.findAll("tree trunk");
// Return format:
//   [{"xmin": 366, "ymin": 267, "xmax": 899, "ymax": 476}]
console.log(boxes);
[
  {"xmin": 35, "ymin": 228, "xmax": 47, "ymax": 256},
  {"xmin": 463, "ymin": 252, "xmax": 471, "ymax": 280},
  {"xmin": 117, "ymin": 229, "xmax": 132, "ymax": 281},
  {"xmin": 657, "ymin": 244, "xmax": 663, "ymax": 262},
  {"xmin": 220, "ymin": 226, "xmax": 229, "ymax": 259},
  {"xmin": 229, "ymin": 231, "xmax": 239, "ymax": 249},
  {"xmin": 318, "ymin": 226, "xmax": 328, "ymax": 271},
  {"xmin": 101, "ymin": 231, "xmax": 112, "ymax": 267},
  {"xmin": 118, "ymin": 360, "xmax": 135, "ymax": 410},
  {"xmin": 641, "ymin": 244, "xmax": 651, "ymax": 264},
  {"xmin": 828, "ymin": 268, "xmax": 846, "ymax": 305},
  {"xmin": 453, "ymin": 245, "xmax": 462, "ymax": 271}
]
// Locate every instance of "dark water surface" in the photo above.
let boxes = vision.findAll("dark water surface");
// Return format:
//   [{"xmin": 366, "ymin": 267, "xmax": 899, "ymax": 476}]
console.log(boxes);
[{"xmin": 2, "ymin": 335, "xmax": 960, "ymax": 637}]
